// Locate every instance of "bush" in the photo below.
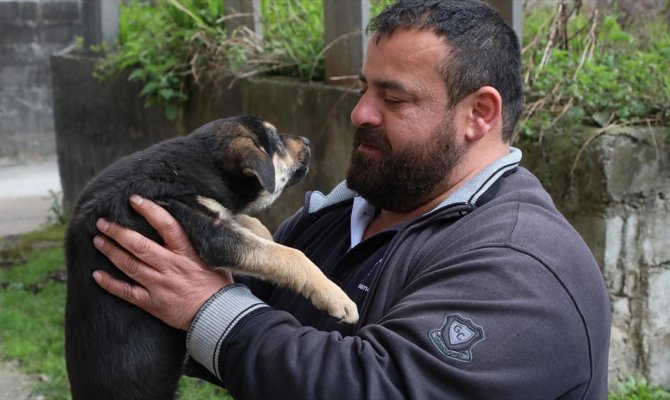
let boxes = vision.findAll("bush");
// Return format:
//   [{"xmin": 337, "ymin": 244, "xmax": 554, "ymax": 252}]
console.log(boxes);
[
  {"xmin": 95, "ymin": 0, "xmax": 393, "ymax": 120},
  {"xmin": 95, "ymin": 0, "xmax": 226, "ymax": 120},
  {"xmin": 608, "ymin": 376, "xmax": 670, "ymax": 400},
  {"xmin": 520, "ymin": 1, "xmax": 670, "ymax": 139}
]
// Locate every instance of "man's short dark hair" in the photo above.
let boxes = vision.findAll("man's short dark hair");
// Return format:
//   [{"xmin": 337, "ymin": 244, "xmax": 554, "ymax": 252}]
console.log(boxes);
[{"xmin": 368, "ymin": 0, "xmax": 524, "ymax": 142}]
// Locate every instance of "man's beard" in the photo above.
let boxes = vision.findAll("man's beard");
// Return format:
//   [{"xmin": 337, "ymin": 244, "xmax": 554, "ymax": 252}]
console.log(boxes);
[{"xmin": 346, "ymin": 118, "xmax": 464, "ymax": 212}]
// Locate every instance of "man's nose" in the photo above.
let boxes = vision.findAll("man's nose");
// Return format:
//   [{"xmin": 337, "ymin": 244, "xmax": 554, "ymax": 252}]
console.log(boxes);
[{"xmin": 351, "ymin": 92, "xmax": 382, "ymax": 128}]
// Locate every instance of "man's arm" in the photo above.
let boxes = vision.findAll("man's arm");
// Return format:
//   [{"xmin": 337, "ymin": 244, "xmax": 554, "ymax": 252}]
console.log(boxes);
[{"xmin": 184, "ymin": 245, "xmax": 597, "ymax": 400}]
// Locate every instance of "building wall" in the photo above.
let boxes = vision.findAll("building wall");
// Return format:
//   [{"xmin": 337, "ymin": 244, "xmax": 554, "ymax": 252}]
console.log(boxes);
[{"xmin": 0, "ymin": 0, "xmax": 81, "ymax": 159}]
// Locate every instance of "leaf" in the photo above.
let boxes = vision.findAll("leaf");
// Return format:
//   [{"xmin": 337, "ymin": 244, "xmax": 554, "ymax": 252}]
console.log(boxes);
[
  {"xmin": 140, "ymin": 81, "xmax": 160, "ymax": 97},
  {"xmin": 164, "ymin": 104, "xmax": 179, "ymax": 121},
  {"xmin": 127, "ymin": 68, "xmax": 144, "ymax": 81},
  {"xmin": 159, "ymin": 88, "xmax": 175, "ymax": 100},
  {"xmin": 591, "ymin": 112, "xmax": 610, "ymax": 128}
]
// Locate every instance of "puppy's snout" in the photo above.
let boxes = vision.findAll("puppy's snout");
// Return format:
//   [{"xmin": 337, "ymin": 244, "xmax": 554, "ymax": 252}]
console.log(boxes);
[
  {"xmin": 281, "ymin": 134, "xmax": 311, "ymax": 188},
  {"xmin": 297, "ymin": 137, "xmax": 311, "ymax": 164},
  {"xmin": 282, "ymin": 134, "xmax": 311, "ymax": 164}
]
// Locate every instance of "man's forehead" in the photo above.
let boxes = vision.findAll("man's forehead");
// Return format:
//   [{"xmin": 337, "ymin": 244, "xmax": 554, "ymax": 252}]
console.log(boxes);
[
  {"xmin": 360, "ymin": 32, "xmax": 446, "ymax": 94},
  {"xmin": 358, "ymin": 74, "xmax": 409, "ymax": 91},
  {"xmin": 370, "ymin": 29, "xmax": 449, "ymax": 56}
]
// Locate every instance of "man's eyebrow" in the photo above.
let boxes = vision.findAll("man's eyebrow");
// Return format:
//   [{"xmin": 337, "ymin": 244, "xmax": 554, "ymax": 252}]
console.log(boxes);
[{"xmin": 358, "ymin": 74, "xmax": 410, "ymax": 93}]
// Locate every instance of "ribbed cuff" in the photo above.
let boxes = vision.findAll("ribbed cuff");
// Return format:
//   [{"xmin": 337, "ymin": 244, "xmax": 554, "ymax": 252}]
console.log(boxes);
[{"xmin": 186, "ymin": 284, "xmax": 269, "ymax": 379}]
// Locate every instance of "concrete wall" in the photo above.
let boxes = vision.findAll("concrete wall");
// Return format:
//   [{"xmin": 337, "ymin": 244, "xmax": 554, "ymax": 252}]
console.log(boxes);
[
  {"xmin": 51, "ymin": 49, "xmax": 670, "ymax": 389},
  {"xmin": 523, "ymin": 126, "xmax": 670, "ymax": 388},
  {"xmin": 0, "ymin": 0, "xmax": 81, "ymax": 159}
]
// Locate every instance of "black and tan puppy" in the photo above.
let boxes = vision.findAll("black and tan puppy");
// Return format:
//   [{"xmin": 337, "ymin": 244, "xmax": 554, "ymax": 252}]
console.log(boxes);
[{"xmin": 65, "ymin": 115, "xmax": 358, "ymax": 400}]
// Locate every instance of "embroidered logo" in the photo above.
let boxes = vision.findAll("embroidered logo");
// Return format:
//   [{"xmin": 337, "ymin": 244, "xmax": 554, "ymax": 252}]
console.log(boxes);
[{"xmin": 429, "ymin": 314, "xmax": 485, "ymax": 362}]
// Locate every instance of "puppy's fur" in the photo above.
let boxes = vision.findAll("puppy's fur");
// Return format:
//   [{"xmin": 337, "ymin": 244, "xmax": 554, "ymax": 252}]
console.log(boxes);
[{"xmin": 64, "ymin": 116, "xmax": 358, "ymax": 400}]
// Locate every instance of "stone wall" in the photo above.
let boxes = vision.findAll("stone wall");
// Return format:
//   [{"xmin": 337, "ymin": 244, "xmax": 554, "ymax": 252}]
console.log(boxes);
[
  {"xmin": 522, "ymin": 126, "xmax": 670, "ymax": 388},
  {"xmin": 0, "ymin": 0, "xmax": 81, "ymax": 159},
  {"xmin": 51, "ymin": 49, "xmax": 670, "ymax": 389}
]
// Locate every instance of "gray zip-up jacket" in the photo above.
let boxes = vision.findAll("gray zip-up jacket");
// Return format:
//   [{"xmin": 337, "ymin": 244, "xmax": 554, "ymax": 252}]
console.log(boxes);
[{"xmin": 187, "ymin": 149, "xmax": 611, "ymax": 399}]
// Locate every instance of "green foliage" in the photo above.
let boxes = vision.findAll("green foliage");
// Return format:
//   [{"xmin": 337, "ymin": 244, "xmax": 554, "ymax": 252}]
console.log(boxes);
[
  {"xmin": 178, "ymin": 377, "xmax": 233, "ymax": 399},
  {"xmin": 96, "ymin": 0, "xmax": 329, "ymax": 120},
  {"xmin": 520, "ymin": 2, "xmax": 670, "ymax": 139},
  {"xmin": 260, "ymin": 0, "xmax": 324, "ymax": 79},
  {"xmin": 95, "ymin": 0, "xmax": 226, "ymax": 120},
  {"xmin": 46, "ymin": 190, "xmax": 68, "ymax": 226},
  {"xmin": 609, "ymin": 377, "xmax": 670, "ymax": 400}
]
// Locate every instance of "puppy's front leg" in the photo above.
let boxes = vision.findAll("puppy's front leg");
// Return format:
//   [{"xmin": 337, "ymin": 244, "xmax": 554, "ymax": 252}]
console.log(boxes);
[
  {"xmin": 160, "ymin": 198, "xmax": 358, "ymax": 323},
  {"xmin": 238, "ymin": 238, "xmax": 360, "ymax": 324},
  {"xmin": 235, "ymin": 214, "xmax": 273, "ymax": 240}
]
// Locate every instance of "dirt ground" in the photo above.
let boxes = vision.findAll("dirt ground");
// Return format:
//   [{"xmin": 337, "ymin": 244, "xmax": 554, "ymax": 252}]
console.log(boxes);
[{"xmin": 0, "ymin": 360, "xmax": 39, "ymax": 400}]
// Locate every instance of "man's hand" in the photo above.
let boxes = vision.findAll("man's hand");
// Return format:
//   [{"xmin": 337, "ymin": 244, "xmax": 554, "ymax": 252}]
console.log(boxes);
[{"xmin": 92, "ymin": 195, "xmax": 233, "ymax": 331}]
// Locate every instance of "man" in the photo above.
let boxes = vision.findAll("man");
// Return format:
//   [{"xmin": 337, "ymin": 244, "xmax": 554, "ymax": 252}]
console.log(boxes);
[{"xmin": 92, "ymin": 0, "xmax": 611, "ymax": 398}]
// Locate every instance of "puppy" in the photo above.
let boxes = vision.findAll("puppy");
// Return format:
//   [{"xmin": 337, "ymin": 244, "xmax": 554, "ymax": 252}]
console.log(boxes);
[{"xmin": 64, "ymin": 116, "xmax": 358, "ymax": 400}]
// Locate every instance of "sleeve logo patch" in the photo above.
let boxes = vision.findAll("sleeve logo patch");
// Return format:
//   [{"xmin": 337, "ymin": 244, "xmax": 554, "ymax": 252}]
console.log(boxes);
[{"xmin": 429, "ymin": 314, "xmax": 485, "ymax": 362}]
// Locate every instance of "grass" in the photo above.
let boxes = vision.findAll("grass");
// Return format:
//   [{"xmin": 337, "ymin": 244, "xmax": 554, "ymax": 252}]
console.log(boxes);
[
  {"xmin": 0, "ymin": 225, "xmax": 70, "ymax": 398},
  {"xmin": 0, "ymin": 224, "xmax": 231, "ymax": 399}
]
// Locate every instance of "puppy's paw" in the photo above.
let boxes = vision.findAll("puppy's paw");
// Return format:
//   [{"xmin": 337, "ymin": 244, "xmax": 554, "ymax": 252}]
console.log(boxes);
[
  {"xmin": 336, "ymin": 299, "xmax": 359, "ymax": 325},
  {"xmin": 316, "ymin": 290, "xmax": 359, "ymax": 324}
]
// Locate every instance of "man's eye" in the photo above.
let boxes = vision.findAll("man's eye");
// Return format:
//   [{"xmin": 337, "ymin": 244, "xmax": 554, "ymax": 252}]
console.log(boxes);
[{"xmin": 385, "ymin": 98, "xmax": 405, "ymax": 104}]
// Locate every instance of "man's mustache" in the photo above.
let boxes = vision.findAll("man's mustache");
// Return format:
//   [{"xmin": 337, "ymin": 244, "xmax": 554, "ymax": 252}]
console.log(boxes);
[{"xmin": 353, "ymin": 127, "xmax": 392, "ymax": 152}]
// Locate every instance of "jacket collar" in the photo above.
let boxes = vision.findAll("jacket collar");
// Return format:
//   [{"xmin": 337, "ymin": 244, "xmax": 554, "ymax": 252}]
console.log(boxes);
[
  {"xmin": 435, "ymin": 146, "xmax": 521, "ymax": 208},
  {"xmin": 307, "ymin": 147, "xmax": 522, "ymax": 215}
]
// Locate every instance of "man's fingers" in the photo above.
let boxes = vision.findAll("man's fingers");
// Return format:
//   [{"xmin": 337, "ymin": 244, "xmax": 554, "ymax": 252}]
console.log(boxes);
[
  {"xmin": 128, "ymin": 195, "xmax": 192, "ymax": 252},
  {"xmin": 95, "ymin": 218, "xmax": 173, "ymax": 272},
  {"xmin": 92, "ymin": 270, "xmax": 151, "ymax": 307},
  {"xmin": 93, "ymin": 231, "xmax": 164, "ymax": 283}
]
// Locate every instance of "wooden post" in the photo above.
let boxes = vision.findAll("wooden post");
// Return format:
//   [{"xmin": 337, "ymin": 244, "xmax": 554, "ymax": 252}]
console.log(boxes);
[
  {"xmin": 323, "ymin": 0, "xmax": 369, "ymax": 85},
  {"xmin": 82, "ymin": 0, "xmax": 119, "ymax": 50},
  {"xmin": 225, "ymin": 0, "xmax": 263, "ymax": 39},
  {"xmin": 485, "ymin": 0, "xmax": 523, "ymax": 44}
]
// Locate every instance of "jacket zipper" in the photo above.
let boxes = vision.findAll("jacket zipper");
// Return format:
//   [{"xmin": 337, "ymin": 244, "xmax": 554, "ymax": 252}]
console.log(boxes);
[{"xmin": 351, "ymin": 203, "xmax": 474, "ymax": 333}]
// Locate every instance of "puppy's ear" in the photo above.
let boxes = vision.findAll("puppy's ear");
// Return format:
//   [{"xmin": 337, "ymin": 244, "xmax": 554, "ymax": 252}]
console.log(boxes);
[
  {"xmin": 224, "ymin": 127, "xmax": 276, "ymax": 193},
  {"xmin": 241, "ymin": 156, "xmax": 276, "ymax": 193}
]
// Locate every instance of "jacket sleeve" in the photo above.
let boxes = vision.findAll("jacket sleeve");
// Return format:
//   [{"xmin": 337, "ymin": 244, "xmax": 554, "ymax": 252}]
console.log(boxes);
[
  {"xmin": 186, "ymin": 242, "xmax": 604, "ymax": 400},
  {"xmin": 186, "ymin": 283, "xmax": 413, "ymax": 399}
]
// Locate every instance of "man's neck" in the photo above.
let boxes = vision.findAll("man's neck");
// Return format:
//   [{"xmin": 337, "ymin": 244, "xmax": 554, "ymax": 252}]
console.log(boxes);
[{"xmin": 362, "ymin": 192, "xmax": 450, "ymax": 240}]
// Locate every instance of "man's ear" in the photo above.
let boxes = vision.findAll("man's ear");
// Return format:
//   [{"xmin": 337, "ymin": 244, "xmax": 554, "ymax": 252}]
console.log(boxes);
[{"xmin": 463, "ymin": 86, "xmax": 502, "ymax": 142}]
